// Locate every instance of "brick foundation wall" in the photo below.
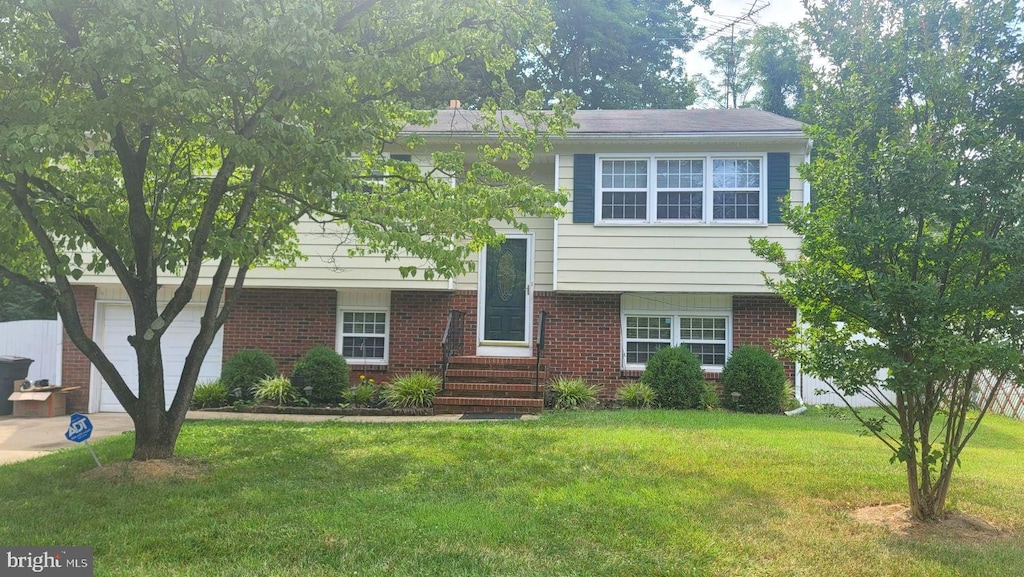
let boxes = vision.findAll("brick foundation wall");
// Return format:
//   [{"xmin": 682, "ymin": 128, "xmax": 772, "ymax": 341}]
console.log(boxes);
[
  {"xmin": 383, "ymin": 290, "xmax": 478, "ymax": 382},
  {"xmin": 61, "ymin": 285, "xmax": 97, "ymax": 413},
  {"xmin": 533, "ymin": 292, "xmax": 628, "ymax": 398},
  {"xmin": 732, "ymin": 295, "xmax": 797, "ymax": 382},
  {"xmin": 222, "ymin": 288, "xmax": 338, "ymax": 376}
]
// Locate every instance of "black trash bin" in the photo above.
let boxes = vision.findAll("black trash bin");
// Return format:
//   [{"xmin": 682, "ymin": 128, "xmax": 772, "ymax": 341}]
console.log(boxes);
[{"xmin": 0, "ymin": 356, "xmax": 34, "ymax": 416}]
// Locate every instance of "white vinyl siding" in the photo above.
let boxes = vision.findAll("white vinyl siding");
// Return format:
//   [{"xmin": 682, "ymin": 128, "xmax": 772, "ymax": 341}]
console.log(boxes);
[
  {"xmin": 597, "ymin": 154, "xmax": 766, "ymax": 225},
  {"xmin": 558, "ymin": 145, "xmax": 805, "ymax": 293}
]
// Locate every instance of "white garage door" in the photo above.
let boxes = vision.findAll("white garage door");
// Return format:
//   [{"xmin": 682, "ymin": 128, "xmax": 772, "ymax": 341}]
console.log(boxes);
[{"xmin": 97, "ymin": 304, "xmax": 223, "ymax": 412}]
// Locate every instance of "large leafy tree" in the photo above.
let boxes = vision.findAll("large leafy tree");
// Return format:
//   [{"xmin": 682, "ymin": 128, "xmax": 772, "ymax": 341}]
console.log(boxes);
[
  {"xmin": 410, "ymin": 0, "xmax": 708, "ymax": 110},
  {"xmin": 697, "ymin": 25, "xmax": 809, "ymax": 117},
  {"xmin": 0, "ymin": 0, "xmax": 576, "ymax": 460},
  {"xmin": 753, "ymin": 0, "xmax": 1024, "ymax": 520}
]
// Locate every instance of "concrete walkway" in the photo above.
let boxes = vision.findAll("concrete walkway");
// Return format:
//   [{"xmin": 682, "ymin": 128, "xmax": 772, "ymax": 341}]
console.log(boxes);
[
  {"xmin": 0, "ymin": 410, "xmax": 535, "ymax": 465},
  {"xmin": 0, "ymin": 413, "xmax": 135, "ymax": 465}
]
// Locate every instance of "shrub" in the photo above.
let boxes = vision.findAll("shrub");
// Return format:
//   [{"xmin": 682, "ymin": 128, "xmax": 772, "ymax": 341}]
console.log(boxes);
[
  {"xmin": 640, "ymin": 346, "xmax": 706, "ymax": 409},
  {"xmin": 782, "ymin": 381, "xmax": 802, "ymax": 412},
  {"xmin": 721, "ymin": 345, "xmax": 788, "ymax": 414},
  {"xmin": 251, "ymin": 375, "xmax": 299, "ymax": 406},
  {"xmin": 191, "ymin": 380, "xmax": 228, "ymax": 409},
  {"xmin": 702, "ymin": 382, "xmax": 720, "ymax": 410},
  {"xmin": 383, "ymin": 372, "xmax": 441, "ymax": 408},
  {"xmin": 550, "ymin": 377, "xmax": 600, "ymax": 410},
  {"xmin": 345, "ymin": 382, "xmax": 377, "ymax": 406},
  {"xmin": 616, "ymin": 381, "xmax": 656, "ymax": 408},
  {"xmin": 221, "ymin": 349, "xmax": 277, "ymax": 400},
  {"xmin": 291, "ymin": 346, "xmax": 349, "ymax": 404}
]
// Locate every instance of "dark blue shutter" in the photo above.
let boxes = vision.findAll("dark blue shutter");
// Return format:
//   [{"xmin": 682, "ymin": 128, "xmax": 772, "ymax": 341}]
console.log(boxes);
[
  {"xmin": 573, "ymin": 154, "xmax": 596, "ymax": 223},
  {"xmin": 766, "ymin": 152, "xmax": 790, "ymax": 224},
  {"xmin": 391, "ymin": 154, "xmax": 412, "ymax": 162}
]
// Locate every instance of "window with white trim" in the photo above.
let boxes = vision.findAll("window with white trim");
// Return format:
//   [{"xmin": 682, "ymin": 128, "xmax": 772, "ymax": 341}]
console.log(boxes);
[
  {"xmin": 340, "ymin": 311, "xmax": 388, "ymax": 363},
  {"xmin": 623, "ymin": 313, "xmax": 731, "ymax": 369},
  {"xmin": 598, "ymin": 155, "xmax": 765, "ymax": 224}
]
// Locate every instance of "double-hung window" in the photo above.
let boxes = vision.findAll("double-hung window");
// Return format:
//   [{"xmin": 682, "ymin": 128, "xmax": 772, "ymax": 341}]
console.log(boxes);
[
  {"xmin": 623, "ymin": 312, "xmax": 731, "ymax": 370},
  {"xmin": 600, "ymin": 159, "xmax": 648, "ymax": 220},
  {"xmin": 340, "ymin": 311, "xmax": 388, "ymax": 364},
  {"xmin": 598, "ymin": 155, "xmax": 765, "ymax": 224}
]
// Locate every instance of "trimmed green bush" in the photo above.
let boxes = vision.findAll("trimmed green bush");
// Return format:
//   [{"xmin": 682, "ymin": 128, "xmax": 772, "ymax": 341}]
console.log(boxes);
[
  {"xmin": 721, "ymin": 345, "xmax": 788, "ymax": 414},
  {"xmin": 383, "ymin": 372, "xmax": 441, "ymax": 408},
  {"xmin": 191, "ymin": 380, "xmax": 228, "ymax": 409},
  {"xmin": 550, "ymin": 377, "xmax": 600, "ymax": 410},
  {"xmin": 252, "ymin": 375, "xmax": 299, "ymax": 406},
  {"xmin": 291, "ymin": 346, "xmax": 350, "ymax": 404},
  {"xmin": 640, "ymin": 345, "xmax": 706, "ymax": 409},
  {"xmin": 344, "ymin": 383, "xmax": 377, "ymax": 406},
  {"xmin": 702, "ymin": 382, "xmax": 720, "ymax": 410},
  {"xmin": 221, "ymin": 349, "xmax": 277, "ymax": 400},
  {"xmin": 616, "ymin": 381, "xmax": 656, "ymax": 409}
]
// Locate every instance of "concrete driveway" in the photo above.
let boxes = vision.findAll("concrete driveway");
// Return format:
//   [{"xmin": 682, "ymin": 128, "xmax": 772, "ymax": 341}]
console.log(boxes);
[{"xmin": 0, "ymin": 413, "xmax": 135, "ymax": 465}]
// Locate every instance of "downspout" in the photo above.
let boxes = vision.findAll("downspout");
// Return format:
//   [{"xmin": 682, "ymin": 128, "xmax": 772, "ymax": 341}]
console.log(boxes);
[
  {"xmin": 786, "ymin": 142, "xmax": 813, "ymax": 417},
  {"xmin": 553, "ymin": 154, "xmax": 560, "ymax": 291}
]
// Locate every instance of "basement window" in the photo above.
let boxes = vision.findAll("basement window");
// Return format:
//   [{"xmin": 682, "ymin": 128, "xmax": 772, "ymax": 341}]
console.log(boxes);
[{"xmin": 340, "ymin": 311, "xmax": 388, "ymax": 364}]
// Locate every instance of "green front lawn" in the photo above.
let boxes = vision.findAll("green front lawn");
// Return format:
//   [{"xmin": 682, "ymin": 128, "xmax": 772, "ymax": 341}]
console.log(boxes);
[{"xmin": 2, "ymin": 410, "xmax": 1022, "ymax": 576}]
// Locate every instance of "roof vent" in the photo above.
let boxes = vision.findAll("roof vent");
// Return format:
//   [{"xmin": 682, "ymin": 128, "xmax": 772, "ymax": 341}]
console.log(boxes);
[{"xmin": 448, "ymin": 99, "xmax": 461, "ymax": 109}]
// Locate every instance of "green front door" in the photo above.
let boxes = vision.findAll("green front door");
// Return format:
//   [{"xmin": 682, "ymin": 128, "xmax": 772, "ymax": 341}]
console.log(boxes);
[{"xmin": 483, "ymin": 238, "xmax": 528, "ymax": 342}]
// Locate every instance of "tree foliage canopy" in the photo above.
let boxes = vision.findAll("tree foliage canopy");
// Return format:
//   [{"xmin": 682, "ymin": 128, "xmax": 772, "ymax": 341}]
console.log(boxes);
[
  {"xmin": 410, "ymin": 0, "xmax": 709, "ymax": 110},
  {"xmin": 0, "ymin": 0, "xmax": 576, "ymax": 459},
  {"xmin": 753, "ymin": 0, "xmax": 1024, "ymax": 520},
  {"xmin": 697, "ymin": 24, "xmax": 809, "ymax": 117}
]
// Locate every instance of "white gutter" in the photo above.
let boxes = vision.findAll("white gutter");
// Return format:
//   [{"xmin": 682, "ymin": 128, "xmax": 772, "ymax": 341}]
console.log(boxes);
[
  {"xmin": 553, "ymin": 154, "xmax": 560, "ymax": 291},
  {"xmin": 804, "ymin": 138, "xmax": 813, "ymax": 206}
]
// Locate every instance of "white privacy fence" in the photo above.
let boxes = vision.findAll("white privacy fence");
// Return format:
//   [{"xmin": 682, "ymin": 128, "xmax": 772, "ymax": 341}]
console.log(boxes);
[
  {"xmin": 0, "ymin": 320, "xmax": 62, "ymax": 382},
  {"xmin": 800, "ymin": 370, "xmax": 1023, "ymax": 421},
  {"xmin": 800, "ymin": 372, "xmax": 896, "ymax": 408}
]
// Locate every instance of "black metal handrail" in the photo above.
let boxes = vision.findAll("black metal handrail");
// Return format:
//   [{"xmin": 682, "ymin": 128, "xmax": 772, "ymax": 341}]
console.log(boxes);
[
  {"xmin": 441, "ymin": 309, "xmax": 465, "ymax": 391},
  {"xmin": 535, "ymin": 310, "xmax": 548, "ymax": 393}
]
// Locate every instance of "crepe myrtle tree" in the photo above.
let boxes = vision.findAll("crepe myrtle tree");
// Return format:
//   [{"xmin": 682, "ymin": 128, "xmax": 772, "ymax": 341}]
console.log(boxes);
[
  {"xmin": 752, "ymin": 0, "xmax": 1024, "ymax": 520},
  {"xmin": 0, "ymin": 0, "xmax": 577, "ymax": 460}
]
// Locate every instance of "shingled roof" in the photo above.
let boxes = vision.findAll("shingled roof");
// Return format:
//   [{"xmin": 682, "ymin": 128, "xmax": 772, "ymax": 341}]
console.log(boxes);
[{"xmin": 405, "ymin": 108, "xmax": 805, "ymax": 136}]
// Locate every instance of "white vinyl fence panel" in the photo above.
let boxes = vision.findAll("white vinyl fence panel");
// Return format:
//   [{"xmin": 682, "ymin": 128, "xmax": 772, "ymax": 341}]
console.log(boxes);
[
  {"xmin": 800, "ymin": 372, "xmax": 895, "ymax": 408},
  {"xmin": 0, "ymin": 320, "xmax": 62, "ymax": 382}
]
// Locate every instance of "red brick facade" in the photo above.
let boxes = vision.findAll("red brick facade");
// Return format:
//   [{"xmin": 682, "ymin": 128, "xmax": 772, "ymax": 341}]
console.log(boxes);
[
  {"xmin": 61, "ymin": 285, "xmax": 97, "ymax": 413},
  {"xmin": 65, "ymin": 285, "xmax": 796, "ymax": 410},
  {"xmin": 532, "ymin": 292, "xmax": 627, "ymax": 395},
  {"xmin": 387, "ymin": 290, "xmax": 477, "ymax": 377},
  {"xmin": 222, "ymin": 288, "xmax": 337, "ymax": 376},
  {"xmin": 732, "ymin": 295, "xmax": 797, "ymax": 382}
]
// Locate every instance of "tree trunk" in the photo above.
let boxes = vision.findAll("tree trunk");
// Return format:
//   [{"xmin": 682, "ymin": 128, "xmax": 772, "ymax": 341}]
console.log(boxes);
[
  {"xmin": 129, "ymin": 339, "xmax": 179, "ymax": 461},
  {"xmin": 130, "ymin": 408, "xmax": 179, "ymax": 461}
]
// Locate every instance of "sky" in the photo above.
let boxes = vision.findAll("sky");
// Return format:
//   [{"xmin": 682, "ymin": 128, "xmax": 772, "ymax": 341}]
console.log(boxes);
[{"xmin": 685, "ymin": 0, "xmax": 807, "ymax": 79}]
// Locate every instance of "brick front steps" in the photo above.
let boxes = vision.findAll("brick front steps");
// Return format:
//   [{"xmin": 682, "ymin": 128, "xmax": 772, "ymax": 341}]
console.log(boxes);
[{"xmin": 435, "ymin": 356, "xmax": 546, "ymax": 415}]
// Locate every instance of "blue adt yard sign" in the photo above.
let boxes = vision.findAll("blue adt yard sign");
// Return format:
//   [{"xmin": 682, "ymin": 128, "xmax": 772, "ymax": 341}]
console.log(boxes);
[
  {"xmin": 65, "ymin": 413, "xmax": 101, "ymax": 468},
  {"xmin": 65, "ymin": 413, "xmax": 93, "ymax": 443}
]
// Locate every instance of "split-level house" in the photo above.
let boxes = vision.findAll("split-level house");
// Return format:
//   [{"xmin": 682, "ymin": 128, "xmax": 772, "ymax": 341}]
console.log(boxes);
[{"xmin": 61, "ymin": 108, "xmax": 809, "ymax": 414}]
